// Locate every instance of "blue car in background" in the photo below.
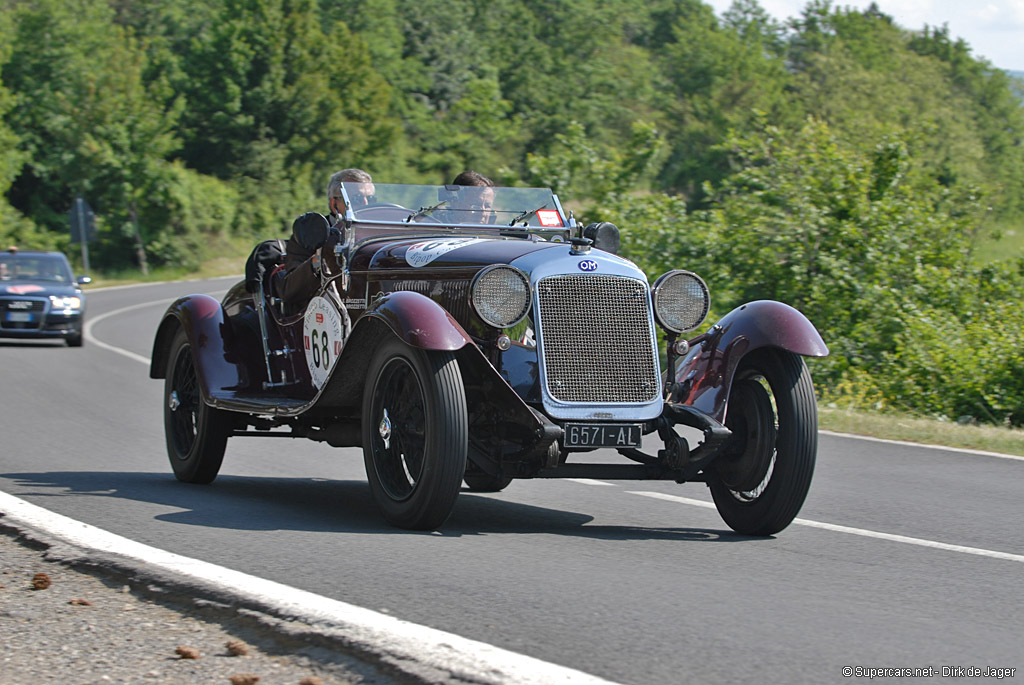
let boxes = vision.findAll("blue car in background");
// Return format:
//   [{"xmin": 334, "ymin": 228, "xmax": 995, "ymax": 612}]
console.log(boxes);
[{"xmin": 0, "ymin": 248, "xmax": 90, "ymax": 347}]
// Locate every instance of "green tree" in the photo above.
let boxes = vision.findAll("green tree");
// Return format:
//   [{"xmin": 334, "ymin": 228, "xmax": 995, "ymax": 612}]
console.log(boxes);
[
  {"xmin": 175, "ymin": 0, "xmax": 397, "ymax": 193},
  {"xmin": 653, "ymin": 0, "xmax": 795, "ymax": 203},
  {"xmin": 2, "ymin": 0, "xmax": 243, "ymax": 269},
  {"xmin": 0, "ymin": 9, "xmax": 35, "ymax": 247},
  {"xmin": 908, "ymin": 24, "xmax": 1024, "ymax": 226}
]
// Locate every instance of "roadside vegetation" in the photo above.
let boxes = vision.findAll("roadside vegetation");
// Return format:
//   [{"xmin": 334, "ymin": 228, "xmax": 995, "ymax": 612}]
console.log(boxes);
[{"xmin": 2, "ymin": 0, "xmax": 1023, "ymax": 442}]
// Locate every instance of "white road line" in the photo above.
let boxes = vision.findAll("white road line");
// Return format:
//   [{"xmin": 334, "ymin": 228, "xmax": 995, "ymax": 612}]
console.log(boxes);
[
  {"xmin": 83, "ymin": 299, "xmax": 167, "ymax": 365},
  {"xmin": 563, "ymin": 479, "xmax": 617, "ymax": 486},
  {"xmin": 0, "ymin": 491, "xmax": 617, "ymax": 685},
  {"xmin": 83, "ymin": 290, "xmax": 228, "ymax": 366},
  {"xmin": 820, "ymin": 429, "xmax": 1024, "ymax": 462},
  {"xmin": 84, "ymin": 274, "xmax": 241, "ymax": 293},
  {"xmin": 627, "ymin": 491, "xmax": 1024, "ymax": 563}
]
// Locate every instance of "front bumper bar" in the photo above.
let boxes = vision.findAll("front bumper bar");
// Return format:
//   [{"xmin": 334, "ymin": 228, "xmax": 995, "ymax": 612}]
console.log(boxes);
[{"xmin": 533, "ymin": 402, "xmax": 733, "ymax": 482}]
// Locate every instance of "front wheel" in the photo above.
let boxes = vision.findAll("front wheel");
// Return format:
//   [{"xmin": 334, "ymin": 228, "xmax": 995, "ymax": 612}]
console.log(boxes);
[
  {"xmin": 362, "ymin": 337, "xmax": 467, "ymax": 530},
  {"xmin": 708, "ymin": 349, "xmax": 817, "ymax": 536},
  {"xmin": 164, "ymin": 328, "xmax": 231, "ymax": 483}
]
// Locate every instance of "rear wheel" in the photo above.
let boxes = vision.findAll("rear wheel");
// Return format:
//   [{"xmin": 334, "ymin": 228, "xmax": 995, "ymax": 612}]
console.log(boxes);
[
  {"xmin": 708, "ymin": 349, "xmax": 817, "ymax": 536},
  {"xmin": 362, "ymin": 337, "xmax": 467, "ymax": 529},
  {"xmin": 164, "ymin": 328, "xmax": 231, "ymax": 483}
]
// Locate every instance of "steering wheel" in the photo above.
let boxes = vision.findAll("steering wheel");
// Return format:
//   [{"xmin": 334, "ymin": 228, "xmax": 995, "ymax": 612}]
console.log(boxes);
[{"xmin": 354, "ymin": 203, "xmax": 407, "ymax": 213}]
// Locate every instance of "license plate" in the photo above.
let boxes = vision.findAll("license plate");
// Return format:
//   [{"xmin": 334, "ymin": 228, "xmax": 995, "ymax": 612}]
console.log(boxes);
[
  {"xmin": 6, "ymin": 312, "xmax": 33, "ymax": 322},
  {"xmin": 563, "ymin": 423, "xmax": 642, "ymax": 448}
]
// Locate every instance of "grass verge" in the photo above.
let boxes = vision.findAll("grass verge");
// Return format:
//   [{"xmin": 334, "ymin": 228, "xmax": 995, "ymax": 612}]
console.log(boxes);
[{"xmin": 819, "ymin": 407, "xmax": 1024, "ymax": 457}]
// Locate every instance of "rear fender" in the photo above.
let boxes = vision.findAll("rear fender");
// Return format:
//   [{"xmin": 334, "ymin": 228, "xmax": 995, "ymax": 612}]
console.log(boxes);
[
  {"xmin": 149, "ymin": 295, "xmax": 243, "ymax": 403},
  {"xmin": 670, "ymin": 300, "xmax": 828, "ymax": 422}
]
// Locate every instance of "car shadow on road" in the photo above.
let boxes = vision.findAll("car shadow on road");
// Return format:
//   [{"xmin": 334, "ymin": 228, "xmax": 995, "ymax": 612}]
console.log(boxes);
[{"xmin": 1, "ymin": 471, "xmax": 758, "ymax": 542}]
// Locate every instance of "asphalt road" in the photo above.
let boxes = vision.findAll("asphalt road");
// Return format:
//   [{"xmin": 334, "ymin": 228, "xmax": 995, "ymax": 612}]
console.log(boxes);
[{"xmin": 1, "ymin": 277, "xmax": 1022, "ymax": 684}]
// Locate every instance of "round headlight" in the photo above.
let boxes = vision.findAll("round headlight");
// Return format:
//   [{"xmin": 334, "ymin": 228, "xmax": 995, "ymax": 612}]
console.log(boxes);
[
  {"xmin": 471, "ymin": 265, "xmax": 531, "ymax": 329},
  {"xmin": 652, "ymin": 270, "xmax": 710, "ymax": 333}
]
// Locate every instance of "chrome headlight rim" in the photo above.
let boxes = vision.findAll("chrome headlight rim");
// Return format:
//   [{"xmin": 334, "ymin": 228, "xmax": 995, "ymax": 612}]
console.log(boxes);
[
  {"xmin": 652, "ymin": 269, "xmax": 710, "ymax": 334},
  {"xmin": 470, "ymin": 264, "xmax": 532, "ymax": 329}
]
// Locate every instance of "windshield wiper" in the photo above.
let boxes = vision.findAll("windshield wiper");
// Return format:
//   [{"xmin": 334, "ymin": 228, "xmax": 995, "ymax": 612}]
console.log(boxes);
[
  {"xmin": 508, "ymin": 203, "xmax": 549, "ymax": 226},
  {"xmin": 406, "ymin": 200, "xmax": 448, "ymax": 223}
]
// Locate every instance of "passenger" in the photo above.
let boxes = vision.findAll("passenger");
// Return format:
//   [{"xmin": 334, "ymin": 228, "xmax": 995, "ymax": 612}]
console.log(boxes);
[
  {"xmin": 281, "ymin": 168, "xmax": 372, "ymax": 309},
  {"xmin": 450, "ymin": 170, "xmax": 495, "ymax": 225}
]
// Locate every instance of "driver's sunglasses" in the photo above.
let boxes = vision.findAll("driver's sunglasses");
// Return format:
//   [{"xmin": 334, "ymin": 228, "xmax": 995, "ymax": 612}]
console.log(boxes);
[{"xmin": 353, "ymin": 192, "xmax": 376, "ymax": 205}]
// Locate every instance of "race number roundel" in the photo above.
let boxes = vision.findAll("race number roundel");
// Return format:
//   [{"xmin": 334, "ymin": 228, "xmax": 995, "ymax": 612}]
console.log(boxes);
[{"xmin": 303, "ymin": 296, "xmax": 345, "ymax": 388}]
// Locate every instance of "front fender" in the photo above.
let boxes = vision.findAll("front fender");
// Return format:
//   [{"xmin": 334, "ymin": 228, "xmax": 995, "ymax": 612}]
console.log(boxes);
[
  {"xmin": 670, "ymin": 300, "xmax": 828, "ymax": 422},
  {"xmin": 309, "ymin": 292, "xmax": 472, "ymax": 412},
  {"xmin": 149, "ymin": 294, "xmax": 243, "ymax": 403},
  {"xmin": 361, "ymin": 290, "xmax": 472, "ymax": 351}
]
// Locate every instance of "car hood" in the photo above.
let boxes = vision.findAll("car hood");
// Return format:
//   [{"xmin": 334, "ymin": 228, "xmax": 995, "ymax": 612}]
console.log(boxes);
[
  {"xmin": 0, "ymin": 281, "xmax": 82, "ymax": 298},
  {"xmin": 364, "ymin": 235, "xmax": 560, "ymax": 271}
]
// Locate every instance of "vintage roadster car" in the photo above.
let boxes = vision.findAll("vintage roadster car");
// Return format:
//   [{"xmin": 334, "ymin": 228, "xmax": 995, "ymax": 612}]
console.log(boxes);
[{"xmin": 150, "ymin": 182, "xmax": 828, "ymax": 534}]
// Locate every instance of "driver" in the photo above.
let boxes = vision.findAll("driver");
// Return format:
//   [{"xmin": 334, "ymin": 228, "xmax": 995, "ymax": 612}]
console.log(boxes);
[
  {"xmin": 327, "ymin": 168, "xmax": 375, "ymax": 226},
  {"xmin": 282, "ymin": 168, "xmax": 372, "ymax": 308}
]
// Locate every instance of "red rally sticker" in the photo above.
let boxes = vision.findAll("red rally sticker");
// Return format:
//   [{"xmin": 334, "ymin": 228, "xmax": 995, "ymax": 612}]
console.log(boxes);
[
  {"xmin": 316, "ymin": 313, "xmax": 324, "ymax": 323},
  {"xmin": 7, "ymin": 284, "xmax": 44, "ymax": 295},
  {"xmin": 536, "ymin": 209, "xmax": 563, "ymax": 227}
]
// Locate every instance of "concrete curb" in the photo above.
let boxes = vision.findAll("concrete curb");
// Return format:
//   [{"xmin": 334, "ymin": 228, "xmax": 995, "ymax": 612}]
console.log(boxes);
[{"xmin": 0, "ymin": 490, "xmax": 617, "ymax": 685}]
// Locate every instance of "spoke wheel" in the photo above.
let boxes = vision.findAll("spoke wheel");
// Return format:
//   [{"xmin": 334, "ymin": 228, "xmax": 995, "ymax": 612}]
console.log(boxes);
[
  {"xmin": 163, "ymin": 328, "xmax": 230, "ymax": 483},
  {"xmin": 708, "ymin": 349, "xmax": 817, "ymax": 535},
  {"xmin": 362, "ymin": 337, "xmax": 467, "ymax": 529}
]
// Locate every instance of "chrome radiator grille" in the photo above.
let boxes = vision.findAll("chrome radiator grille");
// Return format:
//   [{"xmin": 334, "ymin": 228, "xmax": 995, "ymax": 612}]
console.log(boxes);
[{"xmin": 536, "ymin": 274, "xmax": 659, "ymax": 403}]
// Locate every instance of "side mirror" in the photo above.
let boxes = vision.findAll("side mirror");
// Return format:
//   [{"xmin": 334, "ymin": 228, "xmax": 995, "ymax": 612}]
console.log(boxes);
[
  {"xmin": 76, "ymin": 275, "xmax": 92, "ymax": 285},
  {"xmin": 292, "ymin": 212, "xmax": 331, "ymax": 253},
  {"xmin": 582, "ymin": 222, "xmax": 620, "ymax": 255}
]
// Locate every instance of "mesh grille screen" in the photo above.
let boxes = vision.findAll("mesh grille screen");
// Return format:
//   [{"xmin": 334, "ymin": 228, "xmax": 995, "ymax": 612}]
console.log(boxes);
[{"xmin": 537, "ymin": 275, "xmax": 659, "ymax": 403}]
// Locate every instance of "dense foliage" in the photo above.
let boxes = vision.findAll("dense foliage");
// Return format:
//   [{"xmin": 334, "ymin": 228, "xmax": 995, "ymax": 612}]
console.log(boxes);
[{"xmin": 2, "ymin": 0, "xmax": 1022, "ymax": 424}]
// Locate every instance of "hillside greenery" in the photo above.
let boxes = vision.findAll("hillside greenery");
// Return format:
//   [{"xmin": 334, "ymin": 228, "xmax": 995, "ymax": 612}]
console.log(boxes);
[{"xmin": 2, "ymin": 0, "xmax": 1023, "ymax": 426}]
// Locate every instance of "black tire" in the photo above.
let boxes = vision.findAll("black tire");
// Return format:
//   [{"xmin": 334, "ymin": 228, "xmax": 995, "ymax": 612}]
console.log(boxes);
[
  {"xmin": 164, "ymin": 328, "xmax": 231, "ymax": 483},
  {"xmin": 463, "ymin": 472, "xmax": 513, "ymax": 493},
  {"xmin": 708, "ymin": 349, "xmax": 817, "ymax": 536},
  {"xmin": 65, "ymin": 333, "xmax": 83, "ymax": 347},
  {"xmin": 362, "ymin": 336, "xmax": 467, "ymax": 530}
]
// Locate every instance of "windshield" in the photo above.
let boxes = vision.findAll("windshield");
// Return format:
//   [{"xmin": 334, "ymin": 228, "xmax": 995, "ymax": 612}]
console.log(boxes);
[
  {"xmin": 342, "ymin": 182, "xmax": 570, "ymax": 233},
  {"xmin": 0, "ymin": 254, "xmax": 74, "ymax": 283}
]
